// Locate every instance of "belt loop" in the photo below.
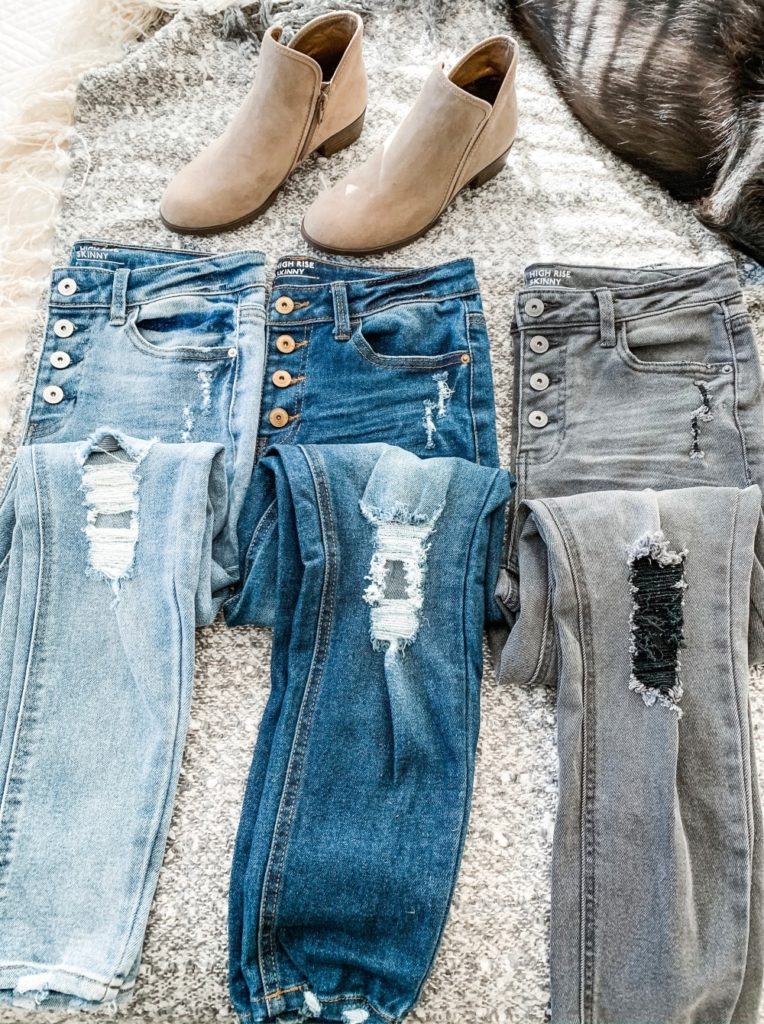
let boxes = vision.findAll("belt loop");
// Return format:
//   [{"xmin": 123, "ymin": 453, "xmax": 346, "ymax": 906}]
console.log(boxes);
[
  {"xmin": 331, "ymin": 281, "xmax": 351, "ymax": 341},
  {"xmin": 595, "ymin": 288, "xmax": 616, "ymax": 348},
  {"xmin": 109, "ymin": 268, "xmax": 130, "ymax": 326}
]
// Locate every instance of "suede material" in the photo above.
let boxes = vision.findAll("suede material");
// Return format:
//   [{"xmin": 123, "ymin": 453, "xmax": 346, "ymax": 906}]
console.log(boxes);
[
  {"xmin": 302, "ymin": 36, "xmax": 518, "ymax": 253},
  {"xmin": 160, "ymin": 13, "xmax": 365, "ymax": 232}
]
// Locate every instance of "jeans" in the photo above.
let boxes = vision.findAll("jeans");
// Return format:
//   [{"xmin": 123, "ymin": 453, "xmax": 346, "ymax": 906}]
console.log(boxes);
[
  {"xmin": 497, "ymin": 261, "xmax": 764, "ymax": 682},
  {"xmin": 228, "ymin": 443, "xmax": 511, "ymax": 1024},
  {"xmin": 0, "ymin": 242, "xmax": 504, "ymax": 1013},
  {"xmin": 228, "ymin": 254, "xmax": 499, "ymax": 626},
  {"xmin": 520, "ymin": 485, "xmax": 763, "ymax": 1024},
  {"xmin": 0, "ymin": 240, "xmax": 265, "ymax": 1008},
  {"xmin": 0, "ymin": 433, "xmax": 228, "ymax": 1008}
]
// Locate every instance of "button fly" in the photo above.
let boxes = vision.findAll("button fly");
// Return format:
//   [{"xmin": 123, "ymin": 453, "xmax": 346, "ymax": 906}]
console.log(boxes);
[
  {"xmin": 269, "ymin": 408, "xmax": 289, "ymax": 428},
  {"xmin": 53, "ymin": 319, "xmax": 75, "ymax": 338},
  {"xmin": 50, "ymin": 351, "xmax": 71, "ymax": 369},
  {"xmin": 528, "ymin": 410, "xmax": 548, "ymax": 428},
  {"xmin": 275, "ymin": 296, "xmax": 295, "ymax": 315},
  {"xmin": 525, "ymin": 298, "xmax": 545, "ymax": 317},
  {"xmin": 57, "ymin": 278, "xmax": 77, "ymax": 296},
  {"xmin": 530, "ymin": 372, "xmax": 550, "ymax": 392},
  {"xmin": 43, "ymin": 385, "xmax": 64, "ymax": 405},
  {"xmin": 276, "ymin": 334, "xmax": 296, "ymax": 354},
  {"xmin": 530, "ymin": 335, "xmax": 549, "ymax": 354},
  {"xmin": 272, "ymin": 370, "xmax": 293, "ymax": 389}
]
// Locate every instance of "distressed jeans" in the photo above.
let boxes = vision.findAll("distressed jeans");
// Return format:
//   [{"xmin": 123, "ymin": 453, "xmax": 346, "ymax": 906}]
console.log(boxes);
[
  {"xmin": 0, "ymin": 433, "xmax": 229, "ymax": 1008},
  {"xmin": 518, "ymin": 485, "xmax": 764, "ymax": 1024},
  {"xmin": 0, "ymin": 240, "xmax": 266, "ymax": 1008},
  {"xmin": 497, "ymin": 261, "xmax": 764, "ymax": 680},
  {"xmin": 228, "ymin": 444, "xmax": 511, "ymax": 1024}
]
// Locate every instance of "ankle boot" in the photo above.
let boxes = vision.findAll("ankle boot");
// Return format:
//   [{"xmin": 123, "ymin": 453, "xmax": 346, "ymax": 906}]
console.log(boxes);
[
  {"xmin": 160, "ymin": 11, "xmax": 366, "ymax": 234},
  {"xmin": 301, "ymin": 35, "xmax": 518, "ymax": 255}
]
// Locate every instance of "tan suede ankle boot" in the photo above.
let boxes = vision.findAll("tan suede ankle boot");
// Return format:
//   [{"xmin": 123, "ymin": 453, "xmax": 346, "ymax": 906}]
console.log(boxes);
[
  {"xmin": 160, "ymin": 11, "xmax": 366, "ymax": 234},
  {"xmin": 301, "ymin": 35, "xmax": 518, "ymax": 255}
]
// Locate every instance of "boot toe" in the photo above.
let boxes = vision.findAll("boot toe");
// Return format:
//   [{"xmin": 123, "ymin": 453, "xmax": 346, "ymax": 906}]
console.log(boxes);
[{"xmin": 302, "ymin": 187, "xmax": 398, "ymax": 254}]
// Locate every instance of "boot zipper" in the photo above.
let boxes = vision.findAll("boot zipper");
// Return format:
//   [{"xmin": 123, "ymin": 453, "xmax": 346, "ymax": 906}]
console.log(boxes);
[{"xmin": 298, "ymin": 87, "xmax": 328, "ymax": 162}]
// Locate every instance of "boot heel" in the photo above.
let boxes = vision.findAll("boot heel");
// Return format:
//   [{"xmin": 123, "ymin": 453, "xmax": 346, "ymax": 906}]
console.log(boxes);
[
  {"xmin": 468, "ymin": 145, "xmax": 512, "ymax": 188},
  {"xmin": 318, "ymin": 110, "xmax": 366, "ymax": 157}
]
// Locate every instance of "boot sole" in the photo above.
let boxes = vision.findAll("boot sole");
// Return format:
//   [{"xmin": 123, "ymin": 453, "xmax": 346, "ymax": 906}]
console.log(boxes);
[
  {"xmin": 160, "ymin": 109, "xmax": 367, "ymax": 236},
  {"xmin": 300, "ymin": 143, "xmax": 513, "ymax": 257}
]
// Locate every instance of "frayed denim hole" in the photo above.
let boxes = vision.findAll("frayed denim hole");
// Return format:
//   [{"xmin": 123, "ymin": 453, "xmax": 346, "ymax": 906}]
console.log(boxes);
[{"xmin": 628, "ymin": 533, "xmax": 687, "ymax": 715}]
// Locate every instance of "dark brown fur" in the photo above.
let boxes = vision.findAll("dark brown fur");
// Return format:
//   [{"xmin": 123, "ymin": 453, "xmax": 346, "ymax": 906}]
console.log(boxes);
[{"xmin": 508, "ymin": 0, "xmax": 764, "ymax": 262}]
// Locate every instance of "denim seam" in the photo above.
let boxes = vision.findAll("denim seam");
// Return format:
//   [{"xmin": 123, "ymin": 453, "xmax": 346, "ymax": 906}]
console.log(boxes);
[
  {"xmin": 225, "ymin": 301, "xmax": 244, "ymax": 473},
  {"xmin": 520, "ymin": 265, "xmax": 738, "ymax": 297},
  {"xmin": 614, "ymin": 321, "xmax": 732, "ymax": 376},
  {"xmin": 535, "ymin": 499, "xmax": 598, "ymax": 1023},
  {"xmin": 257, "ymin": 446, "xmax": 338, "ymax": 1002},
  {"xmin": 47, "ymin": 283, "xmax": 268, "ymax": 312},
  {"xmin": 243, "ymin": 500, "xmax": 278, "ymax": 572},
  {"xmin": 273, "ymin": 256, "xmax": 476, "ymax": 286},
  {"xmin": 266, "ymin": 288, "xmax": 481, "ymax": 328},
  {"xmin": 0, "ymin": 448, "xmax": 47, "ymax": 901},
  {"xmin": 68, "ymin": 238, "xmax": 264, "ymax": 262},
  {"xmin": 726, "ymin": 490, "xmax": 754, "ymax": 862},
  {"xmin": 722, "ymin": 305, "xmax": 753, "ymax": 485},
  {"xmin": 411, "ymin": 470, "xmax": 504, "ymax": 1013},
  {"xmin": 467, "ymin": 312, "xmax": 480, "ymax": 464}
]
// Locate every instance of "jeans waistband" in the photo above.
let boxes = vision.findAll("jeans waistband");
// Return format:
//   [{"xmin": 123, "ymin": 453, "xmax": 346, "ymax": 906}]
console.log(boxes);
[
  {"xmin": 269, "ymin": 255, "xmax": 481, "ymax": 327},
  {"xmin": 49, "ymin": 240, "xmax": 267, "ymax": 310},
  {"xmin": 515, "ymin": 261, "xmax": 744, "ymax": 331}
]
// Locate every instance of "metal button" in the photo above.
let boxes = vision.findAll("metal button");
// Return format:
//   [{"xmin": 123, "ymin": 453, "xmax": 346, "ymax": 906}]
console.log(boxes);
[
  {"xmin": 722, "ymin": 364, "xmax": 732, "ymax": 374},
  {"xmin": 43, "ymin": 385, "xmax": 64, "ymax": 405},
  {"xmin": 275, "ymin": 296, "xmax": 295, "ymax": 315},
  {"xmin": 530, "ymin": 335, "xmax": 549, "ymax": 354},
  {"xmin": 528, "ymin": 410, "xmax": 548, "ymax": 428},
  {"xmin": 53, "ymin": 319, "xmax": 75, "ymax": 338},
  {"xmin": 269, "ymin": 407, "xmax": 289, "ymax": 428},
  {"xmin": 460, "ymin": 353, "xmax": 471, "ymax": 364},
  {"xmin": 525, "ymin": 298, "xmax": 545, "ymax": 317},
  {"xmin": 49, "ymin": 351, "xmax": 71, "ymax": 369},
  {"xmin": 272, "ymin": 370, "xmax": 293, "ymax": 389},
  {"xmin": 57, "ymin": 278, "xmax": 77, "ymax": 296},
  {"xmin": 227, "ymin": 347, "xmax": 237, "ymax": 358},
  {"xmin": 530, "ymin": 372, "xmax": 550, "ymax": 392},
  {"xmin": 276, "ymin": 334, "xmax": 297, "ymax": 354}
]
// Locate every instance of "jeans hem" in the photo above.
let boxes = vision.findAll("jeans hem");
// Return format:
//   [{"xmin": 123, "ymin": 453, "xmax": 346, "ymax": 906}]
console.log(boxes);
[{"xmin": 0, "ymin": 963, "xmax": 134, "ymax": 1009}]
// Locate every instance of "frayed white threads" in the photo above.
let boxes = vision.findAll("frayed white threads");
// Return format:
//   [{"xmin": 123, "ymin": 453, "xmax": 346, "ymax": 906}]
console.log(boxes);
[
  {"xmin": 422, "ymin": 371, "xmax": 455, "ymax": 449},
  {"xmin": 363, "ymin": 521, "xmax": 432, "ymax": 648}
]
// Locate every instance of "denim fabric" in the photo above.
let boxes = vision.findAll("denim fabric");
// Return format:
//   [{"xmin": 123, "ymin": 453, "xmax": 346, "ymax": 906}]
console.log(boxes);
[
  {"xmin": 496, "ymin": 262, "xmax": 764, "ymax": 682},
  {"xmin": 518, "ymin": 485, "xmax": 763, "ymax": 1024},
  {"xmin": 0, "ymin": 240, "xmax": 265, "ymax": 1008},
  {"xmin": 22, "ymin": 238, "xmax": 267, "ymax": 582},
  {"xmin": 227, "ymin": 255, "xmax": 499, "ymax": 626},
  {"xmin": 0, "ymin": 432, "xmax": 227, "ymax": 1008},
  {"xmin": 227, "ymin": 443, "xmax": 511, "ymax": 1024}
]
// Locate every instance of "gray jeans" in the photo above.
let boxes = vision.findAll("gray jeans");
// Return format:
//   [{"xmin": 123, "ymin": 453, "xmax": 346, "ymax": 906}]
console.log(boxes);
[
  {"xmin": 497, "ymin": 263, "xmax": 764, "ymax": 1023},
  {"xmin": 497, "ymin": 261, "xmax": 764, "ymax": 681},
  {"xmin": 521, "ymin": 485, "xmax": 763, "ymax": 1024}
]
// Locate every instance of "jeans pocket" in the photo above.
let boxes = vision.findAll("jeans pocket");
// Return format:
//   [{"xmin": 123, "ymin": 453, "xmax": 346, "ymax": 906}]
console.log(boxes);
[
  {"xmin": 126, "ymin": 291, "xmax": 239, "ymax": 361},
  {"xmin": 350, "ymin": 296, "xmax": 470, "ymax": 370}
]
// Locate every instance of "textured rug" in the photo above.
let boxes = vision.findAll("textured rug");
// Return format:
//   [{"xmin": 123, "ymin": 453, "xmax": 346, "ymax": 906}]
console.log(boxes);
[{"xmin": 2, "ymin": 1, "xmax": 764, "ymax": 1021}]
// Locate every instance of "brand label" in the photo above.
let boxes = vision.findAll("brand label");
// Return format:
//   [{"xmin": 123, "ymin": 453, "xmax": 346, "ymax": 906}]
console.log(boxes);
[
  {"xmin": 525, "ymin": 266, "xmax": 573, "ymax": 287},
  {"xmin": 274, "ymin": 258, "xmax": 318, "ymax": 278},
  {"xmin": 74, "ymin": 246, "xmax": 115, "ymax": 262}
]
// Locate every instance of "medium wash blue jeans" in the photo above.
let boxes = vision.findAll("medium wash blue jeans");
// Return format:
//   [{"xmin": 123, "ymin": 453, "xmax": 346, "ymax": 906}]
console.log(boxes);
[
  {"xmin": 0, "ymin": 242, "xmax": 507, "ymax": 1015},
  {"xmin": 228, "ymin": 444, "xmax": 510, "ymax": 1024}
]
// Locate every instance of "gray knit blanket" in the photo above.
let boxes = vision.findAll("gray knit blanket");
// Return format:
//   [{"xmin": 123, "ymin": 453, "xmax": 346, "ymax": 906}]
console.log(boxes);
[{"xmin": 1, "ymin": 1, "xmax": 763, "ymax": 1020}]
